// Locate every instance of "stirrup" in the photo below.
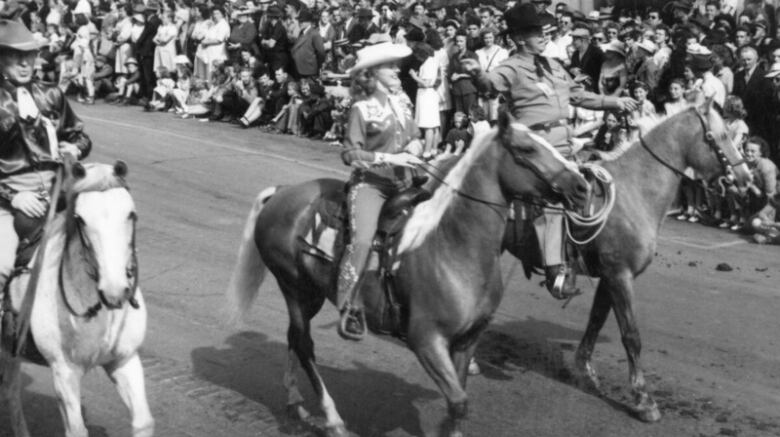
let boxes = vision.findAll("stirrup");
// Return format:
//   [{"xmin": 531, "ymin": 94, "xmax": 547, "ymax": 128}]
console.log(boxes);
[
  {"xmin": 547, "ymin": 266, "xmax": 581, "ymax": 300},
  {"xmin": 338, "ymin": 307, "xmax": 366, "ymax": 341}
]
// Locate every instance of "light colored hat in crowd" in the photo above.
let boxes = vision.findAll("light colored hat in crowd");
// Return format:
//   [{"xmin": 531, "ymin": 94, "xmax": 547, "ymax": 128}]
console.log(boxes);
[
  {"xmin": 0, "ymin": 18, "xmax": 48, "ymax": 51},
  {"xmin": 601, "ymin": 40, "xmax": 626, "ymax": 57},
  {"xmin": 635, "ymin": 39, "xmax": 657, "ymax": 54},
  {"xmin": 365, "ymin": 32, "xmax": 392, "ymax": 45},
  {"xmin": 174, "ymin": 54, "xmax": 191, "ymax": 65},
  {"xmin": 686, "ymin": 43, "xmax": 711, "ymax": 56},
  {"xmin": 765, "ymin": 62, "xmax": 780, "ymax": 78},
  {"xmin": 348, "ymin": 42, "xmax": 411, "ymax": 74},
  {"xmin": 125, "ymin": 57, "xmax": 138, "ymax": 66},
  {"xmin": 571, "ymin": 27, "xmax": 590, "ymax": 39},
  {"xmin": 132, "ymin": 13, "xmax": 145, "ymax": 22}
]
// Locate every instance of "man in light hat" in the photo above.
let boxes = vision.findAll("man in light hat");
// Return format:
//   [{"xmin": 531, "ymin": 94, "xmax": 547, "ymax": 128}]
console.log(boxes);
[
  {"xmin": 336, "ymin": 42, "xmax": 424, "ymax": 340},
  {"xmin": 461, "ymin": 3, "xmax": 638, "ymax": 300},
  {"xmin": 569, "ymin": 26, "xmax": 604, "ymax": 92},
  {"xmin": 0, "ymin": 19, "xmax": 92, "ymax": 303}
]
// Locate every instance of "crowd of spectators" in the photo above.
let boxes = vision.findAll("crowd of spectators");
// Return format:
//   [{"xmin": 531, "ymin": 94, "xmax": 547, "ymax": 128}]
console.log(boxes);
[{"xmin": 5, "ymin": 0, "xmax": 780, "ymax": 242}]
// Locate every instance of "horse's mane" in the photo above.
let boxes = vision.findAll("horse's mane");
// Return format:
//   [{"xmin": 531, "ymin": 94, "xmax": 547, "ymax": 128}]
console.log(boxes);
[
  {"xmin": 397, "ymin": 127, "xmax": 496, "ymax": 253},
  {"xmin": 71, "ymin": 163, "xmax": 127, "ymax": 194}
]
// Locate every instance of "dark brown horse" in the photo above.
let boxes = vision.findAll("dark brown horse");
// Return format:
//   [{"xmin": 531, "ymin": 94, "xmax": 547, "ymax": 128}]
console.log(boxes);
[
  {"xmin": 505, "ymin": 99, "xmax": 752, "ymax": 421},
  {"xmin": 226, "ymin": 113, "xmax": 591, "ymax": 437}
]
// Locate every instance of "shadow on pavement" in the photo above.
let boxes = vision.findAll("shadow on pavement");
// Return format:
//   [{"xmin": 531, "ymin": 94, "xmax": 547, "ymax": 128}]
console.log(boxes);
[{"xmin": 191, "ymin": 330, "xmax": 440, "ymax": 437}]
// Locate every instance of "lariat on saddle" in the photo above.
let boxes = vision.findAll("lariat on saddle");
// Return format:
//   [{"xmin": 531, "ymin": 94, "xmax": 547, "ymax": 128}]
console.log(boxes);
[{"xmin": 563, "ymin": 163, "xmax": 616, "ymax": 245}]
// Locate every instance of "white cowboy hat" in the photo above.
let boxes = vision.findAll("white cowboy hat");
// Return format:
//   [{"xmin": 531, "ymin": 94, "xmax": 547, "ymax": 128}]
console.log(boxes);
[
  {"xmin": 635, "ymin": 39, "xmax": 657, "ymax": 54},
  {"xmin": 174, "ymin": 54, "xmax": 191, "ymax": 65},
  {"xmin": 348, "ymin": 42, "xmax": 411, "ymax": 74}
]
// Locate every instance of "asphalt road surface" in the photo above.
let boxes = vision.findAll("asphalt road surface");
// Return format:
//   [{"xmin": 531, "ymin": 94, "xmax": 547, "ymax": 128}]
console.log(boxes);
[{"xmin": 1, "ymin": 102, "xmax": 779, "ymax": 437}]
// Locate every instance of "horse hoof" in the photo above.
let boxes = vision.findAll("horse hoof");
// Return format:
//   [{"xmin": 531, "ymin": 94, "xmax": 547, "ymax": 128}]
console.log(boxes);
[
  {"xmin": 324, "ymin": 423, "xmax": 350, "ymax": 437},
  {"xmin": 635, "ymin": 401, "xmax": 662, "ymax": 422},
  {"xmin": 286, "ymin": 403, "xmax": 310, "ymax": 421}
]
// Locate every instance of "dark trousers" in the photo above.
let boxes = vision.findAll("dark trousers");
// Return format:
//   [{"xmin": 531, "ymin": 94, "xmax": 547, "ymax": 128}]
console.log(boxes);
[
  {"xmin": 138, "ymin": 55, "xmax": 156, "ymax": 99},
  {"xmin": 218, "ymin": 91, "xmax": 250, "ymax": 119},
  {"xmin": 452, "ymin": 92, "xmax": 477, "ymax": 114}
]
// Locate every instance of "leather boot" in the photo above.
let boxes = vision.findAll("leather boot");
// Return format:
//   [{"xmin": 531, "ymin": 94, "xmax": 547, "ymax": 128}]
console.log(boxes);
[
  {"xmin": 338, "ymin": 305, "xmax": 366, "ymax": 341},
  {"xmin": 544, "ymin": 264, "xmax": 580, "ymax": 300},
  {"xmin": 336, "ymin": 261, "xmax": 366, "ymax": 341}
]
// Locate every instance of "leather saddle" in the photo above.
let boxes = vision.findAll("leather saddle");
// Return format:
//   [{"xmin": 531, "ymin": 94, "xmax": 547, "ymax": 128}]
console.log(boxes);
[{"xmin": 300, "ymin": 183, "xmax": 432, "ymax": 338}]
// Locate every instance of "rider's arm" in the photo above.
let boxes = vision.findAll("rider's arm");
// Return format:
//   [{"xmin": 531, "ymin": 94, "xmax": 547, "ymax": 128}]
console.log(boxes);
[
  {"xmin": 53, "ymin": 87, "xmax": 92, "ymax": 160},
  {"xmin": 472, "ymin": 63, "xmax": 513, "ymax": 97},
  {"xmin": 569, "ymin": 81, "xmax": 621, "ymax": 110},
  {"xmin": 341, "ymin": 105, "xmax": 376, "ymax": 165}
]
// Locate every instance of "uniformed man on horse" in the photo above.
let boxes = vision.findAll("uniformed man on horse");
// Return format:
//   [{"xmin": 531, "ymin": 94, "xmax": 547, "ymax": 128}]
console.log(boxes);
[
  {"xmin": 0, "ymin": 19, "xmax": 92, "ymax": 309},
  {"xmin": 462, "ymin": 3, "xmax": 638, "ymax": 299}
]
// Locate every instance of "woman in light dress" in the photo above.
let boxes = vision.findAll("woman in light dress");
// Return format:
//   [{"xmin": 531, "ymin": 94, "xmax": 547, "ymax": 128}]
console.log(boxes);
[
  {"xmin": 154, "ymin": 10, "xmax": 178, "ymax": 75},
  {"xmin": 191, "ymin": 6, "xmax": 213, "ymax": 80},
  {"xmin": 475, "ymin": 28, "xmax": 507, "ymax": 124},
  {"xmin": 410, "ymin": 43, "xmax": 440, "ymax": 156},
  {"xmin": 196, "ymin": 8, "xmax": 230, "ymax": 80}
]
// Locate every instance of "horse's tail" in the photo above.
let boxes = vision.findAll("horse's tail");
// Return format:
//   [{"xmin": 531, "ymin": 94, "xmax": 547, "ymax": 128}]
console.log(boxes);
[{"xmin": 226, "ymin": 186, "xmax": 277, "ymax": 324}]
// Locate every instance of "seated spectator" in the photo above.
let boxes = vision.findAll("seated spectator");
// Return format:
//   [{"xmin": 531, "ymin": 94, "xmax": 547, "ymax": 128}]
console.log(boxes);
[
  {"xmin": 93, "ymin": 55, "xmax": 115, "ymax": 97},
  {"xmin": 239, "ymin": 73, "xmax": 275, "ymax": 128},
  {"xmin": 213, "ymin": 67, "xmax": 258, "ymax": 122},
  {"xmin": 592, "ymin": 110, "xmax": 626, "ymax": 153},
  {"xmin": 442, "ymin": 111, "xmax": 472, "ymax": 155},
  {"xmin": 148, "ymin": 67, "xmax": 176, "ymax": 111},
  {"xmin": 108, "ymin": 57, "xmax": 142, "ymax": 104},
  {"xmin": 725, "ymin": 137, "xmax": 778, "ymax": 231},
  {"xmin": 323, "ymin": 94, "xmax": 352, "ymax": 142},
  {"xmin": 298, "ymin": 80, "xmax": 333, "ymax": 139},
  {"xmin": 272, "ymin": 80, "xmax": 302, "ymax": 134}
]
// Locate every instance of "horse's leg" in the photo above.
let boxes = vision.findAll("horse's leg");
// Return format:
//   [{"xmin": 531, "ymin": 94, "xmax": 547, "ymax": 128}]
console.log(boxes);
[
  {"xmin": 411, "ymin": 331, "xmax": 467, "ymax": 437},
  {"xmin": 50, "ymin": 361, "xmax": 88, "ymax": 437},
  {"xmin": 103, "ymin": 353, "xmax": 155, "ymax": 437},
  {"xmin": 283, "ymin": 292, "xmax": 347, "ymax": 437},
  {"xmin": 606, "ymin": 273, "xmax": 661, "ymax": 422},
  {"xmin": 573, "ymin": 279, "xmax": 613, "ymax": 392},
  {"xmin": 1, "ymin": 354, "xmax": 31, "ymax": 437}
]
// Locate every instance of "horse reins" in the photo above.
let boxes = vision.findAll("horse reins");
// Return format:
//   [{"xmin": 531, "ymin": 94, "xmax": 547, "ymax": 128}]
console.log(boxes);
[
  {"xmin": 638, "ymin": 108, "xmax": 744, "ymax": 194},
  {"xmin": 59, "ymin": 207, "xmax": 140, "ymax": 319},
  {"xmin": 417, "ymin": 161, "xmax": 510, "ymax": 212}
]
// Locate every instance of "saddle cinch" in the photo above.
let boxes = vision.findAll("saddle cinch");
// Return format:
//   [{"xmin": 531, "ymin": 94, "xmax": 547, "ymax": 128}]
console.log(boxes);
[
  {"xmin": 299, "ymin": 184, "xmax": 432, "ymax": 338},
  {"xmin": 0, "ymin": 206, "xmax": 60, "ymax": 364}
]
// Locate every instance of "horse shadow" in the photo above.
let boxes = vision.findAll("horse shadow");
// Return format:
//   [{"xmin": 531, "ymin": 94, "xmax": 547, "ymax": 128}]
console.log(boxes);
[
  {"xmin": 473, "ymin": 318, "xmax": 629, "ymax": 414},
  {"xmin": 191, "ymin": 331, "xmax": 440, "ymax": 437},
  {"xmin": 0, "ymin": 368, "xmax": 108, "ymax": 437}
]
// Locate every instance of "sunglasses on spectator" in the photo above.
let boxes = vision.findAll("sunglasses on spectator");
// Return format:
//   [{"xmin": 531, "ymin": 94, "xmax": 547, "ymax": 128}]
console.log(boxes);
[
  {"xmin": 594, "ymin": 37, "xmax": 605, "ymax": 42},
  {"xmin": 649, "ymin": 14, "xmax": 659, "ymax": 20}
]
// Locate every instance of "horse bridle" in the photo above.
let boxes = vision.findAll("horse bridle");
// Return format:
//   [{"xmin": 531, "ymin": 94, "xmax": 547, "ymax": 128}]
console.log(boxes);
[
  {"xmin": 639, "ymin": 108, "xmax": 745, "ymax": 182},
  {"xmin": 59, "ymin": 201, "xmax": 140, "ymax": 319}
]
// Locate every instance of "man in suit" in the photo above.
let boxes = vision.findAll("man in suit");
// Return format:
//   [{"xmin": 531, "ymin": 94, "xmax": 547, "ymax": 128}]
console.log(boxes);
[
  {"xmin": 734, "ymin": 45, "xmax": 774, "ymax": 142},
  {"xmin": 133, "ymin": 2, "xmax": 160, "ymax": 101},
  {"xmin": 227, "ymin": 10, "xmax": 258, "ymax": 62},
  {"xmin": 291, "ymin": 9, "xmax": 325, "ymax": 79},
  {"xmin": 569, "ymin": 26, "xmax": 603, "ymax": 92}
]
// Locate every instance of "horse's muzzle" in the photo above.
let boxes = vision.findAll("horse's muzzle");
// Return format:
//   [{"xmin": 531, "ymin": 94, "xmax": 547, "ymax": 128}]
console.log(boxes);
[{"xmin": 98, "ymin": 287, "xmax": 131, "ymax": 310}]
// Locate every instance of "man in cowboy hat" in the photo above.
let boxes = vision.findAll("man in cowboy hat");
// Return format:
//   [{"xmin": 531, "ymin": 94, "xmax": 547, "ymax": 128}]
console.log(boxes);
[
  {"xmin": 461, "ymin": 3, "xmax": 638, "ymax": 300},
  {"xmin": 0, "ymin": 19, "xmax": 92, "ymax": 303}
]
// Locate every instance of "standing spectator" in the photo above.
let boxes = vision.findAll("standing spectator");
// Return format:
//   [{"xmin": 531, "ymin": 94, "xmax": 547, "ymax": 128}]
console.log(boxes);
[
  {"xmin": 198, "ymin": 8, "xmax": 230, "ymax": 81},
  {"xmin": 135, "ymin": 2, "xmax": 162, "ymax": 100},
  {"xmin": 734, "ymin": 45, "xmax": 773, "ymax": 144},
  {"xmin": 723, "ymin": 94, "xmax": 750, "ymax": 153},
  {"xmin": 227, "ymin": 10, "xmax": 258, "ymax": 62},
  {"xmin": 475, "ymin": 27, "xmax": 507, "ymax": 124},
  {"xmin": 449, "ymin": 30, "xmax": 477, "ymax": 116},
  {"xmin": 653, "ymin": 24, "xmax": 672, "ymax": 71},
  {"xmin": 291, "ymin": 8, "xmax": 325, "ymax": 79},
  {"xmin": 173, "ymin": 0, "xmax": 191, "ymax": 53},
  {"xmin": 599, "ymin": 40, "xmax": 628, "ymax": 97},
  {"xmin": 318, "ymin": 8, "xmax": 336, "ymax": 51},
  {"xmin": 261, "ymin": 6, "xmax": 289, "ymax": 73},
  {"xmin": 689, "ymin": 49, "xmax": 726, "ymax": 108},
  {"xmin": 410, "ymin": 42, "xmax": 440, "ymax": 155},
  {"xmin": 711, "ymin": 45, "xmax": 734, "ymax": 94},
  {"xmin": 114, "ymin": 5, "xmax": 133, "ymax": 76},
  {"xmin": 570, "ymin": 27, "xmax": 603, "ymax": 93},
  {"xmin": 153, "ymin": 10, "xmax": 177, "ymax": 78},
  {"xmin": 632, "ymin": 39, "xmax": 659, "ymax": 91},
  {"xmin": 189, "ymin": 5, "xmax": 211, "ymax": 71}
]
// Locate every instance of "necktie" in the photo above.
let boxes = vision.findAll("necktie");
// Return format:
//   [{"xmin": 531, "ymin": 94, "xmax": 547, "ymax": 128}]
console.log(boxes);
[
  {"xmin": 16, "ymin": 87, "xmax": 39, "ymax": 121},
  {"xmin": 534, "ymin": 55, "xmax": 552, "ymax": 78}
]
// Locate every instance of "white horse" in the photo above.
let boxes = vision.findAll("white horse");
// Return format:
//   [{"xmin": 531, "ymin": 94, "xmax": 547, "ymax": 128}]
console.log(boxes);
[{"xmin": 0, "ymin": 162, "xmax": 154, "ymax": 437}]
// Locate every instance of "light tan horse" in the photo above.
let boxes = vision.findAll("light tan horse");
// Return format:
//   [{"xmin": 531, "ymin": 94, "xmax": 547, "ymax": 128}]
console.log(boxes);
[{"xmin": 0, "ymin": 162, "xmax": 153, "ymax": 437}]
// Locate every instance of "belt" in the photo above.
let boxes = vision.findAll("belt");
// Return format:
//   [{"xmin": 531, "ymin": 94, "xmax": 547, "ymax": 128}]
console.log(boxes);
[{"xmin": 528, "ymin": 119, "xmax": 568, "ymax": 132}]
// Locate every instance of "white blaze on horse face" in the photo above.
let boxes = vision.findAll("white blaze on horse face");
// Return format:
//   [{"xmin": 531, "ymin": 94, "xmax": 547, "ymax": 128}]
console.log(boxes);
[{"xmin": 74, "ymin": 188, "xmax": 136, "ymax": 303}]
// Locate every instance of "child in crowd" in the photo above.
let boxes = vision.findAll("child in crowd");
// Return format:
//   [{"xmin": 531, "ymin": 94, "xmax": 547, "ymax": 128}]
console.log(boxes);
[
  {"xmin": 723, "ymin": 95, "xmax": 749, "ymax": 153},
  {"xmin": 469, "ymin": 105, "xmax": 490, "ymax": 139},
  {"xmin": 664, "ymin": 78, "xmax": 688, "ymax": 115},
  {"xmin": 442, "ymin": 111, "xmax": 472, "ymax": 155},
  {"xmin": 593, "ymin": 110, "xmax": 625, "ymax": 152},
  {"xmin": 149, "ymin": 67, "xmax": 176, "ymax": 111},
  {"xmin": 273, "ymin": 81, "xmax": 302, "ymax": 134}
]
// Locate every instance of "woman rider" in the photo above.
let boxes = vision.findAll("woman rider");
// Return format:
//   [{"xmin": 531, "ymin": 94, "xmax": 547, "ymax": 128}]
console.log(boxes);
[
  {"xmin": 337, "ymin": 42, "xmax": 424, "ymax": 340},
  {"xmin": 461, "ymin": 3, "xmax": 638, "ymax": 300}
]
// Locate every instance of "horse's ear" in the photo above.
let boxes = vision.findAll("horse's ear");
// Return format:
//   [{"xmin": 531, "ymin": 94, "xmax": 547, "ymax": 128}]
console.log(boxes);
[
  {"xmin": 697, "ymin": 95, "xmax": 715, "ymax": 115},
  {"xmin": 71, "ymin": 162, "xmax": 86, "ymax": 179},
  {"xmin": 114, "ymin": 160, "xmax": 128, "ymax": 178}
]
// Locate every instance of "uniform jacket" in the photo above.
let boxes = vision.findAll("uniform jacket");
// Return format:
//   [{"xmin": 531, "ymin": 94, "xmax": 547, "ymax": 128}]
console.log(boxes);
[
  {"xmin": 475, "ymin": 52, "xmax": 619, "ymax": 146},
  {"xmin": 0, "ymin": 80, "xmax": 91, "ymax": 200},
  {"xmin": 291, "ymin": 25, "xmax": 326, "ymax": 77}
]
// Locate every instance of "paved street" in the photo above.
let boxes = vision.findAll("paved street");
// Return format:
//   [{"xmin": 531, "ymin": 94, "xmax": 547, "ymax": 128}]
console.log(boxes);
[{"xmin": 1, "ymin": 101, "xmax": 779, "ymax": 437}]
